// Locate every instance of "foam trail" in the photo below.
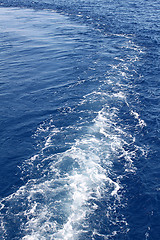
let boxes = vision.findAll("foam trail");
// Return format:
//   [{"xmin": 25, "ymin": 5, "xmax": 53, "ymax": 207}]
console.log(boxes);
[
  {"xmin": 19, "ymin": 107, "xmax": 122, "ymax": 239},
  {"xmin": 52, "ymin": 109, "xmax": 122, "ymax": 239}
]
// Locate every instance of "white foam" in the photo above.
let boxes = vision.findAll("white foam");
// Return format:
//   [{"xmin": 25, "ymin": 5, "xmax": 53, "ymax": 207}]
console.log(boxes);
[
  {"xmin": 50, "ymin": 106, "xmax": 131, "ymax": 239},
  {"xmin": 131, "ymin": 110, "xmax": 147, "ymax": 128}
]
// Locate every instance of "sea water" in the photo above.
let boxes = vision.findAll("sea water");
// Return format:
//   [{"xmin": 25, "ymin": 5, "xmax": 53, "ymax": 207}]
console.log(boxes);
[{"xmin": 0, "ymin": 0, "xmax": 160, "ymax": 239}]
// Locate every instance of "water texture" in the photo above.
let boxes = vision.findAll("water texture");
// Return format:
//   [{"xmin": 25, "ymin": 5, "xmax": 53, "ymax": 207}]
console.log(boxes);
[{"xmin": 0, "ymin": 0, "xmax": 160, "ymax": 239}]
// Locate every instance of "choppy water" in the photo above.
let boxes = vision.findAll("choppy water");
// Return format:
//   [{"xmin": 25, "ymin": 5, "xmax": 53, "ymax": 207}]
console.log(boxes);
[{"xmin": 0, "ymin": 0, "xmax": 160, "ymax": 239}]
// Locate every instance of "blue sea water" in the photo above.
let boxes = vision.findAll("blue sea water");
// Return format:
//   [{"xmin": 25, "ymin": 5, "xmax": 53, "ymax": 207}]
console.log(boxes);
[{"xmin": 0, "ymin": 0, "xmax": 160, "ymax": 239}]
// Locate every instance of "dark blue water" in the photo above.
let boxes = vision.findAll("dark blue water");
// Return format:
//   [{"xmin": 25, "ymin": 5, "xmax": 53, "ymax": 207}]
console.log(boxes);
[{"xmin": 0, "ymin": 0, "xmax": 160, "ymax": 239}]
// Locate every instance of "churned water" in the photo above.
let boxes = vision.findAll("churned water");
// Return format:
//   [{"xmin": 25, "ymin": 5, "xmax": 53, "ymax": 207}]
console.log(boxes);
[{"xmin": 0, "ymin": 0, "xmax": 160, "ymax": 239}]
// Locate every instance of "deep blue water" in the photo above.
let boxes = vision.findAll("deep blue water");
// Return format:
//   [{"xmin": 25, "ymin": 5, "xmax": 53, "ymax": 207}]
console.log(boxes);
[{"xmin": 0, "ymin": 0, "xmax": 160, "ymax": 239}]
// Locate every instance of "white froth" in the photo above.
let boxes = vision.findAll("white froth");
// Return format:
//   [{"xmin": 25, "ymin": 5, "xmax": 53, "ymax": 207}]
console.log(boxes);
[
  {"xmin": 48, "ymin": 108, "xmax": 124, "ymax": 239},
  {"xmin": 131, "ymin": 110, "xmax": 147, "ymax": 128}
]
